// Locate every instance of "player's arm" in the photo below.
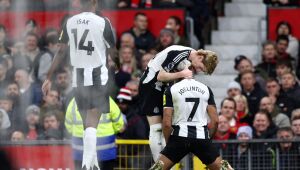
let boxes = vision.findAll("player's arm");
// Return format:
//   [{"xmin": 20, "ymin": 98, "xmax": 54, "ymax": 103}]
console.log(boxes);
[
  {"xmin": 42, "ymin": 25, "xmax": 68, "ymax": 95},
  {"xmin": 103, "ymin": 17, "xmax": 117, "ymax": 57},
  {"xmin": 206, "ymin": 87, "xmax": 218, "ymax": 138},
  {"xmin": 157, "ymin": 68, "xmax": 192, "ymax": 82},
  {"xmin": 163, "ymin": 87, "xmax": 174, "ymax": 143}
]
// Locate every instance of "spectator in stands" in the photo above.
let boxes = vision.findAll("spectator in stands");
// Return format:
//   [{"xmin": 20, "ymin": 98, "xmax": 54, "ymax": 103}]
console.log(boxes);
[
  {"xmin": 10, "ymin": 130, "xmax": 25, "ymax": 141},
  {"xmin": 252, "ymin": 110, "xmax": 277, "ymax": 139},
  {"xmin": 259, "ymin": 96, "xmax": 290, "ymax": 128},
  {"xmin": 219, "ymin": 98, "xmax": 240, "ymax": 135},
  {"xmin": 276, "ymin": 35, "xmax": 294, "ymax": 62},
  {"xmin": 291, "ymin": 108, "xmax": 300, "ymax": 121},
  {"xmin": 0, "ymin": 57, "xmax": 10, "ymax": 96},
  {"xmin": 140, "ymin": 53, "xmax": 154, "ymax": 72},
  {"xmin": 213, "ymin": 114, "xmax": 236, "ymax": 150},
  {"xmin": 22, "ymin": 32, "xmax": 52, "ymax": 82},
  {"xmin": 23, "ymin": 19, "xmax": 40, "ymax": 38},
  {"xmin": 0, "ymin": 108, "xmax": 10, "ymax": 139},
  {"xmin": 119, "ymin": 33, "xmax": 142, "ymax": 64},
  {"xmin": 125, "ymin": 12, "xmax": 155, "ymax": 54},
  {"xmin": 44, "ymin": 34, "xmax": 59, "ymax": 58},
  {"xmin": 14, "ymin": 69, "xmax": 43, "ymax": 116},
  {"xmin": 276, "ymin": 127, "xmax": 300, "ymax": 170},
  {"xmin": 0, "ymin": 0, "xmax": 11, "ymax": 11},
  {"xmin": 43, "ymin": 0, "xmax": 70, "ymax": 10},
  {"xmin": 233, "ymin": 94, "xmax": 253, "ymax": 126},
  {"xmin": 54, "ymin": 67, "xmax": 73, "ymax": 108},
  {"xmin": 265, "ymin": 78, "xmax": 296, "ymax": 117},
  {"xmin": 40, "ymin": 87, "xmax": 62, "ymax": 120},
  {"xmin": 234, "ymin": 55, "xmax": 266, "ymax": 89},
  {"xmin": 119, "ymin": 46, "xmax": 140, "ymax": 78},
  {"xmin": 117, "ymin": 87, "xmax": 147, "ymax": 139},
  {"xmin": 0, "ymin": 25, "xmax": 11, "ymax": 58},
  {"xmin": 152, "ymin": 28, "xmax": 175, "ymax": 53},
  {"xmin": 256, "ymin": 41, "xmax": 277, "ymax": 79},
  {"xmin": 276, "ymin": 21, "xmax": 299, "ymax": 59},
  {"xmin": 165, "ymin": 16, "xmax": 189, "ymax": 46},
  {"xmin": 23, "ymin": 105, "xmax": 42, "ymax": 140},
  {"xmin": 223, "ymin": 126, "xmax": 253, "ymax": 170},
  {"xmin": 38, "ymin": 110, "xmax": 63, "ymax": 140},
  {"xmin": 275, "ymin": 59, "xmax": 293, "ymax": 84},
  {"xmin": 240, "ymin": 70, "xmax": 267, "ymax": 114},
  {"xmin": 226, "ymin": 81, "xmax": 242, "ymax": 98},
  {"xmin": 280, "ymin": 72, "xmax": 300, "ymax": 108},
  {"xmin": 291, "ymin": 116, "xmax": 300, "ymax": 139},
  {"xmin": 0, "ymin": 95, "xmax": 15, "ymax": 131}
]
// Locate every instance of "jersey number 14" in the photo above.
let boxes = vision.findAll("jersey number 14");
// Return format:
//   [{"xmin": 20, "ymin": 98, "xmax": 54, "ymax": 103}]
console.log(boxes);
[{"xmin": 71, "ymin": 29, "xmax": 95, "ymax": 55}]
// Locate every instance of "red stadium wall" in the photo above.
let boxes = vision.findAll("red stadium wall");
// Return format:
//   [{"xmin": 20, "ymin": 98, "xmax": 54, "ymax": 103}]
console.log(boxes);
[
  {"xmin": 268, "ymin": 7, "xmax": 300, "ymax": 40},
  {"xmin": 1, "ymin": 145, "xmax": 74, "ymax": 170},
  {"xmin": 0, "ymin": 9, "xmax": 185, "ymax": 39}
]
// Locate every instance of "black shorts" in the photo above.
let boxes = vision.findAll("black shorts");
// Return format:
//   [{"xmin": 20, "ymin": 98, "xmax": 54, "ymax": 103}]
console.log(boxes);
[
  {"xmin": 74, "ymin": 84, "xmax": 109, "ymax": 114},
  {"xmin": 139, "ymin": 82, "xmax": 164, "ymax": 116},
  {"xmin": 161, "ymin": 135, "xmax": 220, "ymax": 165}
]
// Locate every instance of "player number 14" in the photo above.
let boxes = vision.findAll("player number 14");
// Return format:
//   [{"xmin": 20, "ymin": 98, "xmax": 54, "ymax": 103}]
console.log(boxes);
[{"xmin": 71, "ymin": 29, "xmax": 94, "ymax": 55}]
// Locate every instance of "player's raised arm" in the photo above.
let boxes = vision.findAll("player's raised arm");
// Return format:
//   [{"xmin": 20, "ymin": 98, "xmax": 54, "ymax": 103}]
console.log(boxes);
[
  {"xmin": 206, "ymin": 87, "xmax": 219, "ymax": 138},
  {"xmin": 157, "ymin": 67, "xmax": 192, "ymax": 82}
]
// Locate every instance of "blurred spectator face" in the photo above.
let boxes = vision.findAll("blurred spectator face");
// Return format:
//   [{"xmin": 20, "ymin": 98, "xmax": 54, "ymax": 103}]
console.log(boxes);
[
  {"xmin": 281, "ymin": 73, "xmax": 296, "ymax": 90},
  {"xmin": 11, "ymin": 41, "xmax": 25, "ymax": 56},
  {"xmin": 277, "ymin": 129, "xmax": 293, "ymax": 150},
  {"xmin": 141, "ymin": 53, "xmax": 153, "ymax": 70},
  {"xmin": 292, "ymin": 118, "xmax": 300, "ymax": 136},
  {"xmin": 14, "ymin": 69, "xmax": 30, "ymax": 88},
  {"xmin": 25, "ymin": 21, "xmax": 38, "ymax": 35},
  {"xmin": 277, "ymin": 24, "xmax": 290, "ymax": 36},
  {"xmin": 56, "ymin": 71, "xmax": 70, "ymax": 90},
  {"xmin": 266, "ymin": 80, "xmax": 280, "ymax": 96},
  {"xmin": 237, "ymin": 133, "xmax": 251, "ymax": 147},
  {"xmin": 276, "ymin": 64, "xmax": 291, "ymax": 77},
  {"xmin": 25, "ymin": 35, "xmax": 38, "ymax": 52},
  {"xmin": 220, "ymin": 99, "xmax": 235, "ymax": 120},
  {"xmin": 234, "ymin": 95, "xmax": 247, "ymax": 112},
  {"xmin": 253, "ymin": 112, "xmax": 270, "ymax": 133},
  {"xmin": 0, "ymin": 28, "xmax": 6, "ymax": 44},
  {"xmin": 43, "ymin": 90, "xmax": 59, "ymax": 106},
  {"xmin": 6, "ymin": 83, "xmax": 20, "ymax": 99},
  {"xmin": 120, "ymin": 33, "xmax": 135, "ymax": 48},
  {"xmin": 217, "ymin": 115, "xmax": 230, "ymax": 134},
  {"xmin": 120, "ymin": 47, "xmax": 133, "ymax": 63},
  {"xmin": 0, "ymin": 63, "xmax": 7, "ymax": 79},
  {"xmin": 0, "ymin": 99, "xmax": 13, "ymax": 112},
  {"xmin": 43, "ymin": 115, "xmax": 60, "ymax": 130},
  {"xmin": 159, "ymin": 32, "xmax": 173, "ymax": 48},
  {"xmin": 126, "ymin": 82, "xmax": 139, "ymax": 97},
  {"xmin": 11, "ymin": 131, "xmax": 25, "ymax": 142},
  {"xmin": 240, "ymin": 72, "xmax": 255, "ymax": 91},
  {"xmin": 165, "ymin": 18, "xmax": 179, "ymax": 33},
  {"xmin": 237, "ymin": 59, "xmax": 252, "ymax": 73},
  {"xmin": 262, "ymin": 44, "xmax": 276, "ymax": 62},
  {"xmin": 0, "ymin": 0, "xmax": 11, "ymax": 10},
  {"xmin": 276, "ymin": 39, "xmax": 289, "ymax": 54},
  {"xmin": 227, "ymin": 88, "xmax": 241, "ymax": 98},
  {"xmin": 259, "ymin": 97, "xmax": 274, "ymax": 113},
  {"xmin": 134, "ymin": 14, "xmax": 148, "ymax": 32},
  {"xmin": 26, "ymin": 112, "xmax": 39, "ymax": 126}
]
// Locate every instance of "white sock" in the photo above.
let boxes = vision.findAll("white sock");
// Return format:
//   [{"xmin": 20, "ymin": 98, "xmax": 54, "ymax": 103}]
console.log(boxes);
[
  {"xmin": 149, "ymin": 123, "xmax": 164, "ymax": 161},
  {"xmin": 82, "ymin": 127, "xmax": 97, "ymax": 169}
]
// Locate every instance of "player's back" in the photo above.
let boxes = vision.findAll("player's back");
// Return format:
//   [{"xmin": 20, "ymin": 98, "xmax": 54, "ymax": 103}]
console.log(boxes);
[
  {"xmin": 168, "ymin": 79, "xmax": 215, "ymax": 139},
  {"xmin": 66, "ymin": 12, "xmax": 108, "ymax": 68}
]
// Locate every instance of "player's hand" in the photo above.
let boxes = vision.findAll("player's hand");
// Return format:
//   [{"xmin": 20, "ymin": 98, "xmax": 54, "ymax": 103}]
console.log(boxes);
[
  {"xmin": 42, "ymin": 79, "xmax": 52, "ymax": 96},
  {"xmin": 180, "ymin": 68, "xmax": 193, "ymax": 79}
]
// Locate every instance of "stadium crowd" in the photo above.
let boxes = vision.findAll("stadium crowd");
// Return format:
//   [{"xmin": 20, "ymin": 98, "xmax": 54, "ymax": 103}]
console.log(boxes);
[{"xmin": 0, "ymin": 0, "xmax": 300, "ymax": 169}]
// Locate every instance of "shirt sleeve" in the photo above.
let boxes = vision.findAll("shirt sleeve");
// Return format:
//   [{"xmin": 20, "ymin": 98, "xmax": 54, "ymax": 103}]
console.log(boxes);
[
  {"xmin": 164, "ymin": 87, "xmax": 173, "ymax": 108},
  {"xmin": 58, "ymin": 23, "xmax": 69, "ymax": 44},
  {"xmin": 103, "ymin": 17, "xmax": 115, "ymax": 48},
  {"xmin": 161, "ymin": 50, "xmax": 191, "ymax": 72},
  {"xmin": 207, "ymin": 86, "xmax": 216, "ymax": 106}
]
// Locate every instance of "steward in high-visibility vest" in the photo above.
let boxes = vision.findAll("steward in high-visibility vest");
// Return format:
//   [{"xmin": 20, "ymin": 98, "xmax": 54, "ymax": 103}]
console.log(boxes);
[{"xmin": 65, "ymin": 97, "xmax": 125, "ymax": 170}]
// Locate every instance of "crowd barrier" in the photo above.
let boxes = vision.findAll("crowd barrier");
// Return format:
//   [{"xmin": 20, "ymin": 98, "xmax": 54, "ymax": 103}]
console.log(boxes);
[{"xmin": 1, "ymin": 139, "xmax": 299, "ymax": 170}]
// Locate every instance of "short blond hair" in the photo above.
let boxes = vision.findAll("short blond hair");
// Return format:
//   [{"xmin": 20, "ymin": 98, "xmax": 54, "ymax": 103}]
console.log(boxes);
[{"xmin": 197, "ymin": 50, "xmax": 219, "ymax": 75}]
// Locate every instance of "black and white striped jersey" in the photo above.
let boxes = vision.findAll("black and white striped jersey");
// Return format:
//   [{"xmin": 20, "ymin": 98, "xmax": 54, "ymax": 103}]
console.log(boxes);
[
  {"xmin": 140, "ymin": 45, "xmax": 193, "ymax": 90},
  {"xmin": 164, "ymin": 79, "xmax": 216, "ymax": 139},
  {"xmin": 59, "ymin": 12, "xmax": 115, "ymax": 87}
]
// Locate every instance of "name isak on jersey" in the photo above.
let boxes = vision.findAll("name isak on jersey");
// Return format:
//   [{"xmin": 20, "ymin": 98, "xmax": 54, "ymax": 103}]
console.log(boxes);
[{"xmin": 77, "ymin": 19, "xmax": 90, "ymax": 25}]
